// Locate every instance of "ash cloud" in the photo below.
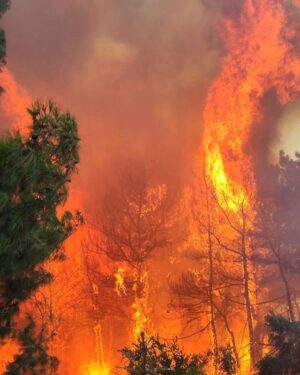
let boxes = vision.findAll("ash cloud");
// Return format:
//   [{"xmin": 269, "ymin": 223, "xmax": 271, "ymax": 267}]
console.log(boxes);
[{"xmin": 2, "ymin": 0, "xmax": 223, "ymax": 207}]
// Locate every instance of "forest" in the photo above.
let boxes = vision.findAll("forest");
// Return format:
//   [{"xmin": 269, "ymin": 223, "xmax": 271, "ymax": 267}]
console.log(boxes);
[{"xmin": 1, "ymin": 0, "xmax": 300, "ymax": 374}]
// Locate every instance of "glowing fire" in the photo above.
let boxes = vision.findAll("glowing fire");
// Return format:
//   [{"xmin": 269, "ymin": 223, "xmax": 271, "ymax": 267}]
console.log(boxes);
[
  {"xmin": 81, "ymin": 362, "xmax": 110, "ymax": 375},
  {"xmin": 1, "ymin": 1, "xmax": 300, "ymax": 374},
  {"xmin": 132, "ymin": 298, "xmax": 148, "ymax": 339},
  {"xmin": 0, "ymin": 67, "xmax": 31, "ymax": 134},
  {"xmin": 132, "ymin": 267, "xmax": 149, "ymax": 339},
  {"xmin": 0, "ymin": 340, "xmax": 20, "ymax": 373},
  {"xmin": 114, "ymin": 266, "xmax": 148, "ymax": 338},
  {"xmin": 203, "ymin": 0, "xmax": 300, "ymax": 209},
  {"xmin": 206, "ymin": 146, "xmax": 248, "ymax": 211},
  {"xmin": 201, "ymin": 0, "xmax": 300, "ymax": 371},
  {"xmin": 114, "ymin": 267, "xmax": 126, "ymax": 296}
]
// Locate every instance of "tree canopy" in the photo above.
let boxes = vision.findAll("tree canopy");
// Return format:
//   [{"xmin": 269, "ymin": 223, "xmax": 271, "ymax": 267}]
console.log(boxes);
[
  {"xmin": 0, "ymin": 0, "xmax": 10, "ymax": 75},
  {"xmin": 0, "ymin": 100, "xmax": 81, "ymax": 371},
  {"xmin": 257, "ymin": 314, "xmax": 300, "ymax": 375}
]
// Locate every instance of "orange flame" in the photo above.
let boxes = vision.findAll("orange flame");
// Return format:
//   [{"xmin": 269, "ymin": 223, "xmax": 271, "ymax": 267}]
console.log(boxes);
[
  {"xmin": 114, "ymin": 268, "xmax": 126, "ymax": 296},
  {"xmin": 203, "ymin": 0, "xmax": 300, "ymax": 207},
  {"xmin": 0, "ymin": 340, "xmax": 20, "ymax": 373},
  {"xmin": 81, "ymin": 362, "xmax": 111, "ymax": 375},
  {"xmin": 0, "ymin": 67, "xmax": 31, "ymax": 134},
  {"xmin": 206, "ymin": 146, "xmax": 248, "ymax": 211},
  {"xmin": 132, "ymin": 298, "xmax": 148, "ymax": 339}
]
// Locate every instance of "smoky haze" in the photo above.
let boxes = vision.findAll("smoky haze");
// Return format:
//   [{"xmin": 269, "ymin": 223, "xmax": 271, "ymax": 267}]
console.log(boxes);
[{"xmin": 2, "ymin": 0, "xmax": 223, "ymax": 209}]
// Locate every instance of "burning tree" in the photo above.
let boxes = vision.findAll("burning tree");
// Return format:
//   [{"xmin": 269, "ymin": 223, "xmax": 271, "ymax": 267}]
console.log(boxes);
[
  {"xmin": 99, "ymin": 160, "xmax": 178, "ymax": 338},
  {"xmin": 185, "ymin": 0, "xmax": 300, "ymax": 372},
  {"xmin": 172, "ymin": 150, "xmax": 300, "ymax": 374},
  {"xmin": 171, "ymin": 175, "xmax": 256, "ymax": 373},
  {"xmin": 2, "ymin": 0, "xmax": 300, "ymax": 374},
  {"xmin": 79, "ymin": 227, "xmax": 132, "ymax": 370}
]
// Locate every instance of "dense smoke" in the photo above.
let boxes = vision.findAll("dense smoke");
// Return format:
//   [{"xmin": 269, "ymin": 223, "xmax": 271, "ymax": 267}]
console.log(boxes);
[
  {"xmin": 248, "ymin": 0, "xmax": 300, "ymax": 197},
  {"xmin": 1, "ymin": 0, "xmax": 225, "ymax": 210},
  {"xmin": 2, "ymin": 1, "xmax": 299, "ymax": 209},
  {"xmin": 0, "ymin": 5, "xmax": 226, "ymax": 368}
]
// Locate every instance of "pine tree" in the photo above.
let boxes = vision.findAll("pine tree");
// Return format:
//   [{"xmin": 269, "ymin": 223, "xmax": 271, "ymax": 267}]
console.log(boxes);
[
  {"xmin": 121, "ymin": 333, "xmax": 237, "ymax": 375},
  {"xmin": 121, "ymin": 332, "xmax": 207, "ymax": 375},
  {"xmin": 0, "ymin": 100, "xmax": 81, "ymax": 371},
  {"xmin": 257, "ymin": 314, "xmax": 300, "ymax": 375},
  {"xmin": 4, "ymin": 316, "xmax": 59, "ymax": 375},
  {"xmin": 0, "ymin": 0, "xmax": 10, "ymax": 85}
]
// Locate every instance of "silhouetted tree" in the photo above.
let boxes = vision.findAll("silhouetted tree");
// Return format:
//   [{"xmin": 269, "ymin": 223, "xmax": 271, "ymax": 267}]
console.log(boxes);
[
  {"xmin": 172, "ymin": 177, "xmax": 251, "ymax": 370},
  {"xmin": 0, "ymin": 100, "xmax": 81, "ymax": 371},
  {"xmin": 121, "ymin": 332, "xmax": 237, "ymax": 375},
  {"xmin": 0, "ymin": 0, "xmax": 11, "ymax": 88},
  {"xmin": 257, "ymin": 314, "xmax": 300, "ymax": 375},
  {"xmin": 0, "ymin": 0, "xmax": 10, "ymax": 17},
  {"xmin": 99, "ymin": 161, "xmax": 178, "ymax": 335},
  {"xmin": 100, "ymin": 162, "xmax": 176, "ymax": 279},
  {"xmin": 4, "ymin": 316, "xmax": 59, "ymax": 375},
  {"xmin": 121, "ymin": 332, "xmax": 207, "ymax": 375},
  {"xmin": 253, "ymin": 151, "xmax": 300, "ymax": 323}
]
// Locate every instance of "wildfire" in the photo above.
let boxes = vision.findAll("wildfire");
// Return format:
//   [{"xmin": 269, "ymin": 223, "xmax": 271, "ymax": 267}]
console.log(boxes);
[
  {"xmin": 199, "ymin": 0, "xmax": 300, "ymax": 372},
  {"xmin": 114, "ymin": 267, "xmax": 148, "ymax": 338},
  {"xmin": 1, "ymin": 0, "xmax": 300, "ymax": 374},
  {"xmin": 81, "ymin": 362, "xmax": 110, "ymax": 375},
  {"xmin": 203, "ymin": 0, "xmax": 300, "ymax": 208},
  {"xmin": 0, "ymin": 340, "xmax": 20, "ymax": 374},
  {"xmin": 114, "ymin": 267, "xmax": 126, "ymax": 296},
  {"xmin": 206, "ymin": 146, "xmax": 247, "ymax": 211},
  {"xmin": 132, "ymin": 298, "xmax": 148, "ymax": 339},
  {"xmin": 0, "ymin": 67, "xmax": 31, "ymax": 134}
]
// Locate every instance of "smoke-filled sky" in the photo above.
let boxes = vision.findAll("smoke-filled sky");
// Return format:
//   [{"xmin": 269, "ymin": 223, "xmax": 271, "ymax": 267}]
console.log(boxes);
[
  {"xmin": 2, "ymin": 0, "xmax": 299, "ymax": 207},
  {"xmin": 2, "ymin": 0, "xmax": 224, "ymax": 203}
]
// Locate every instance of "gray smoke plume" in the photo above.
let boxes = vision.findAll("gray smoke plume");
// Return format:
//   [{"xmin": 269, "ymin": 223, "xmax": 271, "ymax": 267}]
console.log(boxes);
[{"xmin": 2, "ymin": 0, "xmax": 224, "ymax": 207}]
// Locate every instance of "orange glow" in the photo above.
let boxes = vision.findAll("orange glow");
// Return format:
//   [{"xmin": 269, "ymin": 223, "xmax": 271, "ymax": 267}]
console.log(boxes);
[
  {"xmin": 114, "ymin": 268, "xmax": 126, "ymax": 296},
  {"xmin": 0, "ymin": 340, "xmax": 20, "ymax": 373},
  {"xmin": 132, "ymin": 267, "xmax": 149, "ymax": 339},
  {"xmin": 0, "ymin": 67, "xmax": 31, "ymax": 134},
  {"xmin": 81, "ymin": 362, "xmax": 111, "ymax": 375},
  {"xmin": 2, "ymin": 1, "xmax": 300, "ymax": 374},
  {"xmin": 132, "ymin": 297, "xmax": 148, "ymax": 339},
  {"xmin": 203, "ymin": 0, "xmax": 300, "ymax": 207},
  {"xmin": 201, "ymin": 1, "xmax": 300, "ymax": 371},
  {"xmin": 206, "ymin": 146, "xmax": 247, "ymax": 211}
]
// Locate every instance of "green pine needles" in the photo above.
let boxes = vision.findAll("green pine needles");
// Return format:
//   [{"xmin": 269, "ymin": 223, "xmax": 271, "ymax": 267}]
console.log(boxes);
[{"xmin": 0, "ymin": 100, "xmax": 81, "ymax": 372}]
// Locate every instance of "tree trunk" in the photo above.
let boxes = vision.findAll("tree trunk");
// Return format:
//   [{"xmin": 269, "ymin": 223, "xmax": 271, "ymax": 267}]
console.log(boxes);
[
  {"xmin": 208, "ymin": 235, "xmax": 219, "ymax": 375},
  {"xmin": 222, "ymin": 311, "xmax": 240, "ymax": 369},
  {"xmin": 206, "ymin": 186, "xmax": 219, "ymax": 375},
  {"xmin": 277, "ymin": 248, "xmax": 295, "ymax": 322},
  {"xmin": 241, "ymin": 210, "xmax": 256, "ymax": 369}
]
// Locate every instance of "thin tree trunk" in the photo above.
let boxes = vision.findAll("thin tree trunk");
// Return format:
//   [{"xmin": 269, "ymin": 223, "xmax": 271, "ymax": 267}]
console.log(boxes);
[
  {"xmin": 260, "ymin": 210, "xmax": 296, "ymax": 322},
  {"xmin": 208, "ymin": 234, "xmax": 219, "ymax": 375},
  {"xmin": 277, "ymin": 247, "xmax": 295, "ymax": 322},
  {"xmin": 241, "ymin": 209, "xmax": 256, "ymax": 369},
  {"xmin": 221, "ymin": 310, "xmax": 240, "ymax": 369},
  {"xmin": 205, "ymin": 183, "xmax": 219, "ymax": 375},
  {"xmin": 294, "ymin": 294, "xmax": 300, "ymax": 320}
]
